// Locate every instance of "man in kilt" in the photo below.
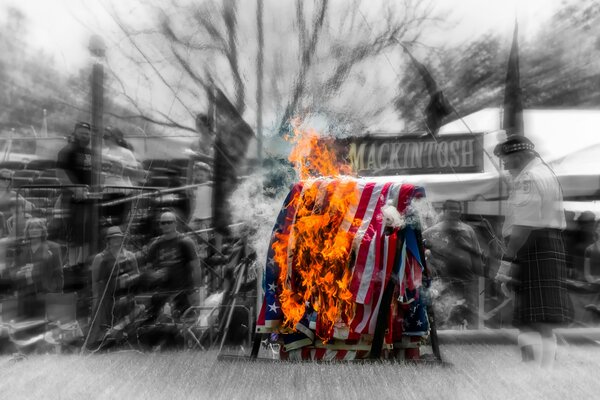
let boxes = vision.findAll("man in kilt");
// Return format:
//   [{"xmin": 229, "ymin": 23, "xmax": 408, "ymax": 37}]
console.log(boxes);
[{"xmin": 494, "ymin": 135, "xmax": 573, "ymax": 368}]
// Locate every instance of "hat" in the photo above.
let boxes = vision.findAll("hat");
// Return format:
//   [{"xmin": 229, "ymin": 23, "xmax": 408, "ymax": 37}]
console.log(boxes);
[
  {"xmin": 195, "ymin": 161, "xmax": 211, "ymax": 171},
  {"xmin": 0, "ymin": 169, "xmax": 13, "ymax": 181},
  {"xmin": 105, "ymin": 226, "xmax": 125, "ymax": 239},
  {"xmin": 493, "ymin": 136, "xmax": 535, "ymax": 157},
  {"xmin": 74, "ymin": 121, "xmax": 91, "ymax": 131}
]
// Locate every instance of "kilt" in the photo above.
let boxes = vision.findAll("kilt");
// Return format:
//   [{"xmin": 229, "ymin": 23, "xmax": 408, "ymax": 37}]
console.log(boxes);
[{"xmin": 513, "ymin": 228, "xmax": 574, "ymax": 326}]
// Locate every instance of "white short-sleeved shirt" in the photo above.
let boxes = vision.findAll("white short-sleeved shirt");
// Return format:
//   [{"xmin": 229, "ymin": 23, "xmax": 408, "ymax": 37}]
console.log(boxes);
[
  {"xmin": 502, "ymin": 157, "xmax": 566, "ymax": 237},
  {"xmin": 102, "ymin": 145, "xmax": 139, "ymax": 187}
]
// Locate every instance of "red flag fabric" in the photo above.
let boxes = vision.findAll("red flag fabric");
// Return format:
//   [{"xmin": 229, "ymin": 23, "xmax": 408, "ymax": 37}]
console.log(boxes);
[
  {"xmin": 256, "ymin": 178, "xmax": 428, "ymax": 347},
  {"xmin": 503, "ymin": 21, "xmax": 524, "ymax": 136},
  {"xmin": 211, "ymin": 89, "xmax": 255, "ymax": 235}
]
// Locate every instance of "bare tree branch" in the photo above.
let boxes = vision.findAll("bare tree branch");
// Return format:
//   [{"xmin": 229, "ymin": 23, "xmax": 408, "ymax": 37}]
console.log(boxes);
[
  {"xmin": 105, "ymin": 59, "xmax": 196, "ymax": 133},
  {"xmin": 101, "ymin": 1, "xmax": 196, "ymax": 121},
  {"xmin": 277, "ymin": 0, "xmax": 329, "ymax": 135},
  {"xmin": 161, "ymin": 15, "xmax": 225, "ymax": 54},
  {"xmin": 222, "ymin": 0, "xmax": 245, "ymax": 113}
]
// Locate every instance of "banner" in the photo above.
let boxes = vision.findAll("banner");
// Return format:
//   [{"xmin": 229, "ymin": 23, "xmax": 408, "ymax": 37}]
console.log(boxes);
[{"xmin": 335, "ymin": 133, "xmax": 484, "ymax": 176}]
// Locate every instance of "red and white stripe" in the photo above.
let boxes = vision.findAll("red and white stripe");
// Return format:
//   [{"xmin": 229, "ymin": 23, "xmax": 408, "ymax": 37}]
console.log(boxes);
[{"xmin": 349, "ymin": 182, "xmax": 392, "ymax": 304}]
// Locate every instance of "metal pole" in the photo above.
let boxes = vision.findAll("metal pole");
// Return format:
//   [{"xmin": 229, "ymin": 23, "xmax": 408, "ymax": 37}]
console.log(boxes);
[
  {"xmin": 255, "ymin": 0, "xmax": 265, "ymax": 341},
  {"xmin": 89, "ymin": 35, "xmax": 106, "ymax": 256},
  {"xmin": 81, "ymin": 35, "xmax": 106, "ymax": 353},
  {"xmin": 256, "ymin": 0, "xmax": 264, "ymax": 164},
  {"xmin": 91, "ymin": 62, "xmax": 103, "ymax": 192}
]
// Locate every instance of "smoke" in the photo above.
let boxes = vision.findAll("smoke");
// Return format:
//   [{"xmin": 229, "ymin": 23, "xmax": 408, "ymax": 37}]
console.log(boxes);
[
  {"xmin": 407, "ymin": 196, "xmax": 439, "ymax": 231},
  {"xmin": 229, "ymin": 170, "xmax": 295, "ymax": 269}
]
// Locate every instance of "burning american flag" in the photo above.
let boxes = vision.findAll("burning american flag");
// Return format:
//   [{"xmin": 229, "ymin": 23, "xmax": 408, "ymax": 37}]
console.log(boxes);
[{"xmin": 256, "ymin": 124, "xmax": 430, "ymax": 357}]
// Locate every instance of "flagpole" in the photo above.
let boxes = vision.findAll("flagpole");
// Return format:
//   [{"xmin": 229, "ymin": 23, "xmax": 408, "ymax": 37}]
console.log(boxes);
[
  {"xmin": 503, "ymin": 19, "xmax": 523, "ymax": 137},
  {"xmin": 255, "ymin": 0, "xmax": 265, "ymax": 338}
]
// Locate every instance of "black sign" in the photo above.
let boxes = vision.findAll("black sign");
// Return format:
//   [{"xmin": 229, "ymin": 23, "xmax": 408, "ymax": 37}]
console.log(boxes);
[{"xmin": 336, "ymin": 133, "xmax": 484, "ymax": 176}]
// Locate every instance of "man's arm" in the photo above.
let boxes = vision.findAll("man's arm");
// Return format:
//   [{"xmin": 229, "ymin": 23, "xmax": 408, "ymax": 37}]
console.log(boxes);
[
  {"xmin": 505, "ymin": 225, "xmax": 532, "ymax": 261},
  {"xmin": 56, "ymin": 147, "xmax": 76, "ymax": 185},
  {"xmin": 182, "ymin": 236, "xmax": 202, "ymax": 287}
]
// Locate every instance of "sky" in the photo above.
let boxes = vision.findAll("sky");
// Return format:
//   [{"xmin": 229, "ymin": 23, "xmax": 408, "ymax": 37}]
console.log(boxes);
[
  {"xmin": 4, "ymin": 0, "xmax": 564, "ymax": 72},
  {"xmin": 0, "ymin": 0, "xmax": 566, "ymax": 134}
]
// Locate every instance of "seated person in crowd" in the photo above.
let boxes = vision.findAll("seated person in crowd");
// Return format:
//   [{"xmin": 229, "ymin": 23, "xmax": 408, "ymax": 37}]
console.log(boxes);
[
  {"xmin": 141, "ymin": 211, "xmax": 200, "ymax": 322},
  {"xmin": 12, "ymin": 218, "xmax": 63, "ymax": 319},
  {"xmin": 87, "ymin": 226, "xmax": 140, "ymax": 347}
]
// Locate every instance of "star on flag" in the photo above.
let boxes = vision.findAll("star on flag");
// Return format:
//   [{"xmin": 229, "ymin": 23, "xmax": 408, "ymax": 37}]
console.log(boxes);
[
  {"xmin": 268, "ymin": 302, "xmax": 280, "ymax": 313},
  {"xmin": 268, "ymin": 282, "xmax": 277, "ymax": 293}
]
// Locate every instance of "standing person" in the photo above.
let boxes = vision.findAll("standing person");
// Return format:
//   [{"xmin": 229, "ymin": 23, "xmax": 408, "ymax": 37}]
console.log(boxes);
[
  {"xmin": 101, "ymin": 126, "xmax": 144, "ymax": 227},
  {"xmin": 583, "ymin": 220, "xmax": 600, "ymax": 285},
  {"xmin": 570, "ymin": 211, "xmax": 596, "ymax": 280},
  {"xmin": 102, "ymin": 126, "xmax": 144, "ymax": 187},
  {"xmin": 57, "ymin": 121, "xmax": 92, "ymax": 188},
  {"xmin": 12, "ymin": 218, "xmax": 63, "ymax": 319},
  {"xmin": 143, "ymin": 211, "xmax": 200, "ymax": 320},
  {"xmin": 423, "ymin": 200, "xmax": 483, "ymax": 329},
  {"xmin": 88, "ymin": 226, "xmax": 139, "ymax": 347},
  {"xmin": 56, "ymin": 122, "xmax": 92, "ymax": 265},
  {"xmin": 494, "ymin": 135, "xmax": 573, "ymax": 368}
]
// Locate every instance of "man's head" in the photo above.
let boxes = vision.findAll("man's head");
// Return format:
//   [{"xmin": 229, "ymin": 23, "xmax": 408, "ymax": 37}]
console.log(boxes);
[
  {"xmin": 442, "ymin": 200, "xmax": 462, "ymax": 222},
  {"xmin": 103, "ymin": 126, "xmax": 115, "ymax": 142},
  {"xmin": 159, "ymin": 211, "xmax": 177, "ymax": 235},
  {"xmin": 0, "ymin": 169, "xmax": 12, "ymax": 191},
  {"xmin": 105, "ymin": 225, "xmax": 125, "ymax": 249},
  {"xmin": 494, "ymin": 136, "xmax": 536, "ymax": 177},
  {"xmin": 25, "ymin": 218, "xmax": 47, "ymax": 242},
  {"xmin": 194, "ymin": 162, "xmax": 211, "ymax": 183},
  {"xmin": 73, "ymin": 122, "xmax": 91, "ymax": 147}
]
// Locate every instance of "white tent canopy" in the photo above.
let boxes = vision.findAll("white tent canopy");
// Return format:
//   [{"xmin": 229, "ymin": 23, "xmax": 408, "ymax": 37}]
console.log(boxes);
[{"xmin": 368, "ymin": 108, "xmax": 600, "ymax": 204}]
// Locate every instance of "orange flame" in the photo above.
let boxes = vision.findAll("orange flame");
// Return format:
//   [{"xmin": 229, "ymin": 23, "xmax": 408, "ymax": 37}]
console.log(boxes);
[
  {"xmin": 272, "ymin": 122, "xmax": 360, "ymax": 340},
  {"xmin": 286, "ymin": 121, "xmax": 353, "ymax": 180}
]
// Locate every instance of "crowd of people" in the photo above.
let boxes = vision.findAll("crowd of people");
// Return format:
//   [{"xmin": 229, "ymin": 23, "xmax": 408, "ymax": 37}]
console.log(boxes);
[
  {"xmin": 0, "ymin": 121, "xmax": 249, "ymax": 353},
  {"xmin": 2, "ymin": 121, "xmax": 600, "ymax": 363}
]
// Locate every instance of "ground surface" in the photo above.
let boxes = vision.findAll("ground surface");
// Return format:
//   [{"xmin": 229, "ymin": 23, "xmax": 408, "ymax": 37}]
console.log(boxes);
[{"xmin": 1, "ymin": 344, "xmax": 598, "ymax": 400}]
